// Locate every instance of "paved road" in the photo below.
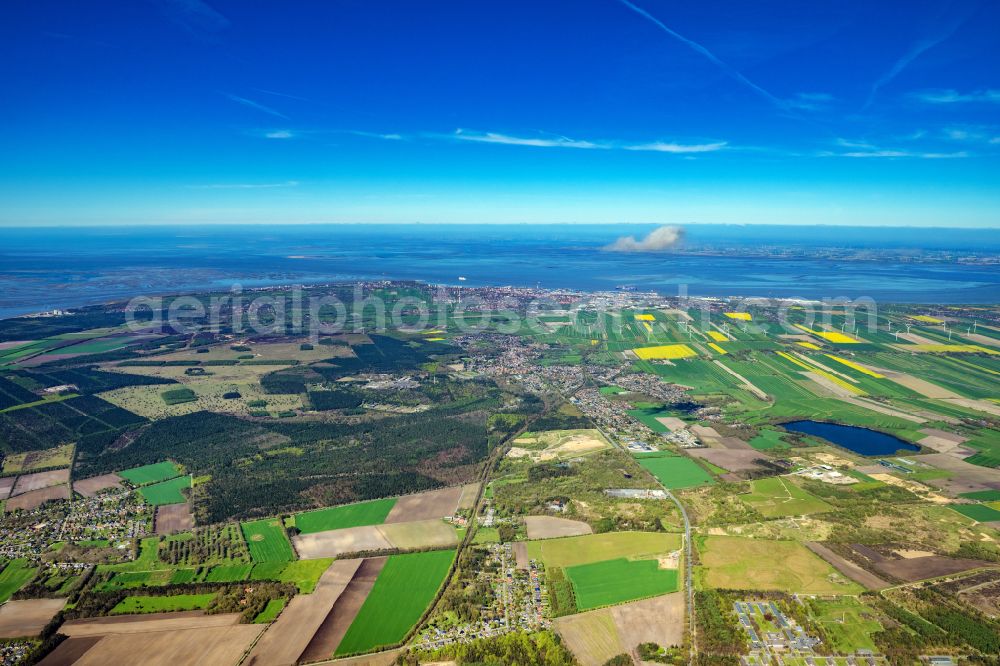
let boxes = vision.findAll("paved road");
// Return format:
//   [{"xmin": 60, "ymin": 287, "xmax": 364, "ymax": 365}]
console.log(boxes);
[{"xmin": 664, "ymin": 487, "xmax": 695, "ymax": 662}]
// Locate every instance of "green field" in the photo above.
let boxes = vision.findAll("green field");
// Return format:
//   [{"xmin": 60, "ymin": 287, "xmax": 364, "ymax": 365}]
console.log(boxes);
[
  {"xmin": 253, "ymin": 597, "xmax": 286, "ymax": 623},
  {"xmin": 634, "ymin": 452, "xmax": 715, "ymax": 489},
  {"xmin": 241, "ymin": 519, "xmax": 295, "ymax": 563},
  {"xmin": 626, "ymin": 406, "xmax": 673, "ymax": 433},
  {"xmin": 696, "ymin": 535, "xmax": 862, "ymax": 595},
  {"xmin": 249, "ymin": 558, "xmax": 335, "ymax": 593},
  {"xmin": 949, "ymin": 503, "xmax": 1000, "ymax": 523},
  {"xmin": 292, "ymin": 497, "xmax": 397, "ymax": 534},
  {"xmin": 0, "ymin": 559, "xmax": 38, "ymax": 602},
  {"xmin": 565, "ymin": 557, "xmax": 678, "ymax": 610},
  {"xmin": 161, "ymin": 387, "xmax": 197, "ymax": 405},
  {"xmin": 527, "ymin": 531, "xmax": 681, "ymax": 569},
  {"xmin": 204, "ymin": 564, "xmax": 254, "ymax": 582},
  {"xmin": 741, "ymin": 476, "xmax": 834, "ymax": 518},
  {"xmin": 138, "ymin": 475, "xmax": 191, "ymax": 505},
  {"xmin": 110, "ymin": 593, "xmax": 216, "ymax": 614},
  {"xmin": 959, "ymin": 490, "xmax": 1000, "ymax": 502},
  {"xmin": 807, "ymin": 597, "xmax": 882, "ymax": 653},
  {"xmin": 119, "ymin": 461, "xmax": 182, "ymax": 485},
  {"xmin": 335, "ymin": 549, "xmax": 455, "ymax": 655},
  {"xmin": 748, "ymin": 428, "xmax": 790, "ymax": 451}
]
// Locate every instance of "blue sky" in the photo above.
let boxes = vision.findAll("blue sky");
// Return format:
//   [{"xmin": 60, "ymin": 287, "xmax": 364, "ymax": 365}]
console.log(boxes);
[{"xmin": 1, "ymin": 0, "xmax": 998, "ymax": 227}]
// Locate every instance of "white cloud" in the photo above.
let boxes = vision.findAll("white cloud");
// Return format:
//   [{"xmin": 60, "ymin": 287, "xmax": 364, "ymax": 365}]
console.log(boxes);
[
  {"xmin": 452, "ymin": 129, "xmax": 601, "ymax": 149},
  {"xmin": 604, "ymin": 225, "xmax": 685, "ymax": 252},
  {"xmin": 624, "ymin": 141, "xmax": 727, "ymax": 153},
  {"xmin": 451, "ymin": 129, "xmax": 726, "ymax": 154},
  {"xmin": 912, "ymin": 89, "xmax": 1000, "ymax": 104},
  {"xmin": 264, "ymin": 130, "xmax": 295, "ymax": 139}
]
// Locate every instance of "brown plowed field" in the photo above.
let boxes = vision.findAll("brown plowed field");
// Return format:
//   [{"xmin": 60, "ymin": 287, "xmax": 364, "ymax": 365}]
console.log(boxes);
[
  {"xmin": 806, "ymin": 542, "xmax": 888, "ymax": 590},
  {"xmin": 246, "ymin": 559, "xmax": 363, "ymax": 666},
  {"xmin": 384, "ymin": 486, "xmax": 463, "ymax": 523},
  {"xmin": 298, "ymin": 557, "xmax": 388, "ymax": 662},
  {"xmin": 154, "ymin": 503, "xmax": 194, "ymax": 534},
  {"xmin": 73, "ymin": 473, "xmax": 123, "ymax": 497}
]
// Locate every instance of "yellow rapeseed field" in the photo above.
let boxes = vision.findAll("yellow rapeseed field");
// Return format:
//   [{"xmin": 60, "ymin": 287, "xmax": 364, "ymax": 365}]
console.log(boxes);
[
  {"xmin": 708, "ymin": 343, "xmax": 727, "ymax": 355},
  {"xmin": 707, "ymin": 331, "xmax": 728, "ymax": 342},
  {"xmin": 796, "ymin": 341, "xmax": 821, "ymax": 350},
  {"xmin": 824, "ymin": 354, "xmax": 884, "ymax": 378},
  {"xmin": 724, "ymin": 312, "xmax": 752, "ymax": 321},
  {"xmin": 909, "ymin": 344, "xmax": 998, "ymax": 355},
  {"xmin": 633, "ymin": 344, "xmax": 697, "ymax": 360},
  {"xmin": 908, "ymin": 315, "xmax": 943, "ymax": 324},
  {"xmin": 776, "ymin": 351, "xmax": 865, "ymax": 395},
  {"xmin": 793, "ymin": 324, "xmax": 859, "ymax": 344},
  {"xmin": 634, "ymin": 313, "xmax": 656, "ymax": 321}
]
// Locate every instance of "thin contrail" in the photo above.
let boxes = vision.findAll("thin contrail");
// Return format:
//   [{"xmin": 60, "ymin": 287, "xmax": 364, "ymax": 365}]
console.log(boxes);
[
  {"xmin": 863, "ymin": 13, "xmax": 969, "ymax": 110},
  {"xmin": 616, "ymin": 0, "xmax": 789, "ymax": 112}
]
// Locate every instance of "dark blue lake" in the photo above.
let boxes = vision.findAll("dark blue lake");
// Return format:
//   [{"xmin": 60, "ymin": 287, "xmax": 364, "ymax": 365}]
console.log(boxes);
[{"xmin": 781, "ymin": 420, "xmax": 920, "ymax": 456}]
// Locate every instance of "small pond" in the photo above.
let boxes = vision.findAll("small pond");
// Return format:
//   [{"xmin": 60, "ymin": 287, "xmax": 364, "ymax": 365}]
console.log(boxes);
[{"xmin": 781, "ymin": 420, "xmax": 920, "ymax": 456}]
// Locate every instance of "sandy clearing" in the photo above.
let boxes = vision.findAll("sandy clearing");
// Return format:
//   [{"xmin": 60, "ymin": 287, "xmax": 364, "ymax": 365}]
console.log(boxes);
[
  {"xmin": 525, "ymin": 516, "xmax": 593, "ymax": 539},
  {"xmin": 378, "ymin": 519, "xmax": 458, "ymax": 550},
  {"xmin": 72, "ymin": 473, "xmax": 123, "ymax": 498},
  {"xmin": 293, "ymin": 526, "xmax": 391, "ymax": 559},
  {"xmin": 0, "ymin": 477, "xmax": 14, "ymax": 500},
  {"xmin": 0, "ymin": 598, "xmax": 67, "ymax": 638},
  {"xmin": 298, "ymin": 557, "xmax": 387, "ymax": 662},
  {"xmin": 247, "ymin": 558, "xmax": 363, "ymax": 666},
  {"xmin": 73, "ymin": 623, "xmax": 263, "ymax": 666},
  {"xmin": 12, "ymin": 469, "xmax": 70, "ymax": 496},
  {"xmin": 384, "ymin": 486, "xmax": 464, "ymax": 523},
  {"xmin": 5, "ymin": 484, "xmax": 70, "ymax": 512},
  {"xmin": 805, "ymin": 542, "xmax": 888, "ymax": 590},
  {"xmin": 868, "ymin": 473, "xmax": 950, "ymax": 504},
  {"xmin": 155, "ymin": 503, "xmax": 195, "ymax": 535},
  {"xmin": 61, "ymin": 611, "xmax": 242, "ymax": 637},
  {"xmin": 610, "ymin": 593, "xmax": 684, "ymax": 654}
]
